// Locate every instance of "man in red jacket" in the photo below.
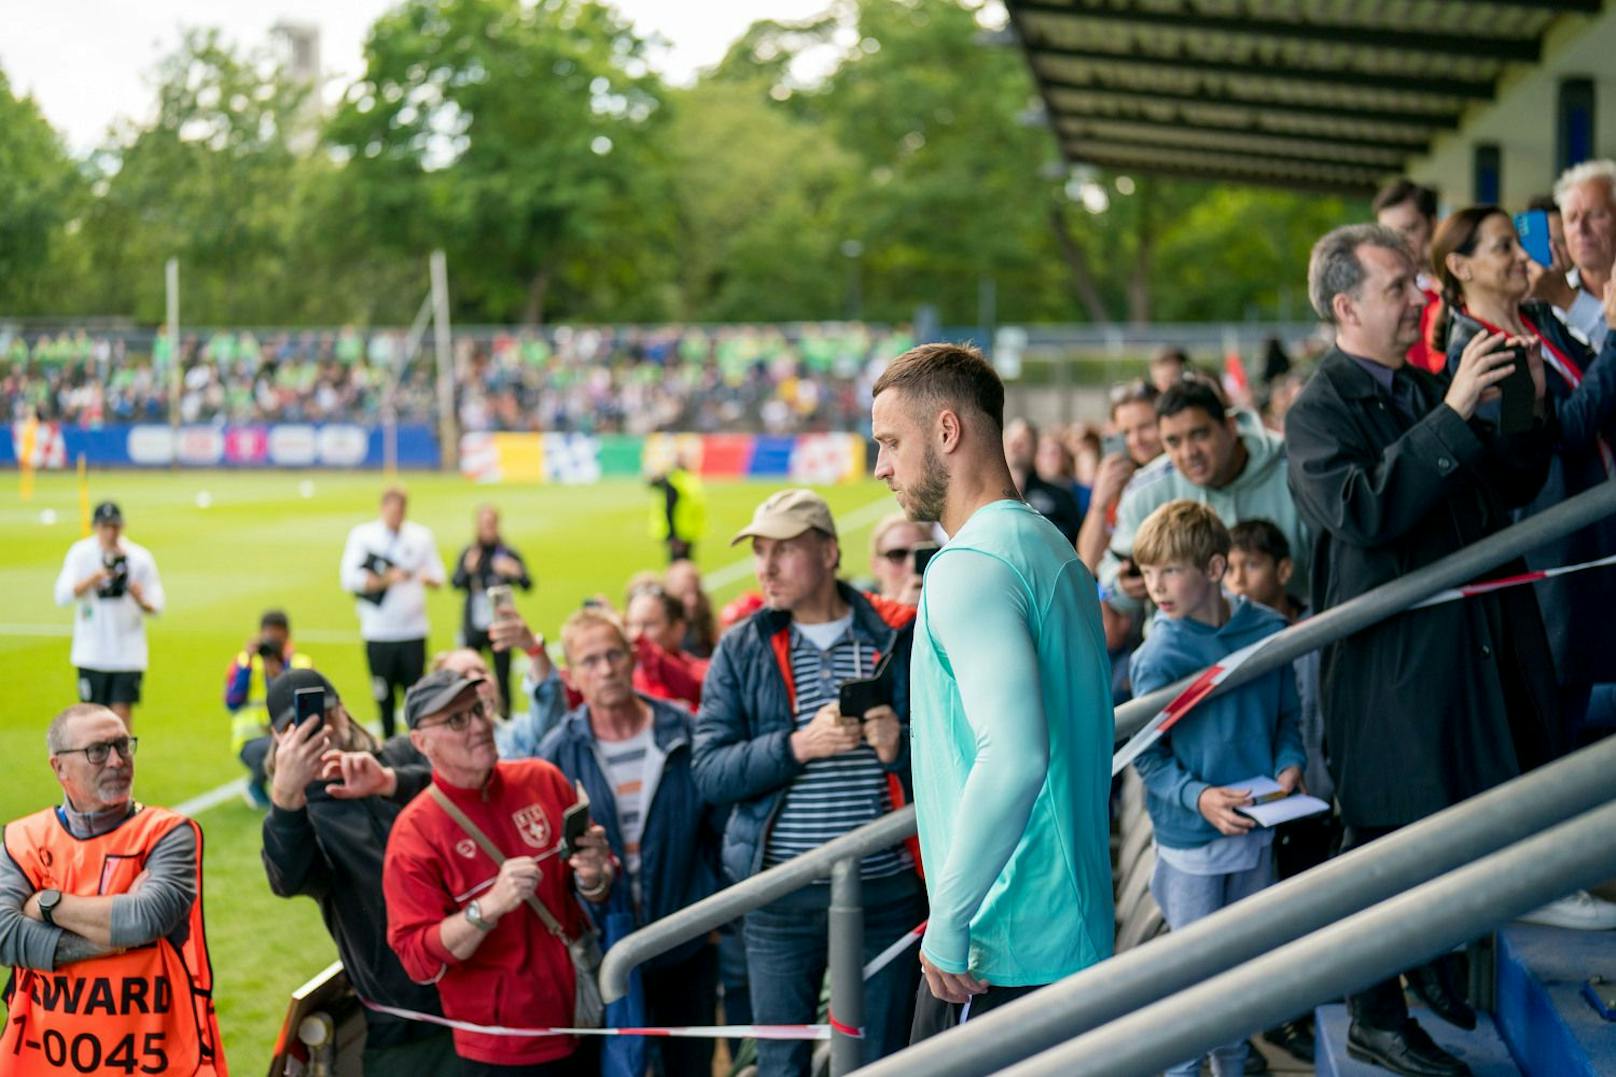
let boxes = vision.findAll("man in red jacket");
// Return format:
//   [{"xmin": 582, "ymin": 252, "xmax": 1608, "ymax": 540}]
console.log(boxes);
[{"xmin": 383, "ymin": 669, "xmax": 615, "ymax": 1076}]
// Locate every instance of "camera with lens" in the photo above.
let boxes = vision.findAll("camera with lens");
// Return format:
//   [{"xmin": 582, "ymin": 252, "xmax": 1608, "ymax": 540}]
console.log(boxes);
[
  {"xmin": 98, "ymin": 552, "xmax": 130, "ymax": 599},
  {"xmin": 256, "ymin": 638, "xmax": 282, "ymax": 660}
]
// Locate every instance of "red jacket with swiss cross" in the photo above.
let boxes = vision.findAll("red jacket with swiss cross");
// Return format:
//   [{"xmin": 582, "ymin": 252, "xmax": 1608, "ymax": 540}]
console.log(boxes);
[{"xmin": 383, "ymin": 759, "xmax": 587, "ymax": 1066}]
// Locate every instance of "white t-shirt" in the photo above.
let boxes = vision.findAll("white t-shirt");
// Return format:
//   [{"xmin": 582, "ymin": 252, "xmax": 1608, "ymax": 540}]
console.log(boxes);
[
  {"xmin": 53, "ymin": 537, "xmax": 164, "ymax": 671},
  {"xmin": 339, "ymin": 519, "xmax": 445, "ymax": 641}
]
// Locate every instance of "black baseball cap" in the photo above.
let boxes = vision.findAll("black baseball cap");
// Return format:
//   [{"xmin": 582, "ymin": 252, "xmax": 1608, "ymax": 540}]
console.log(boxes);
[
  {"xmin": 266, "ymin": 668, "xmax": 341, "ymax": 731},
  {"xmin": 404, "ymin": 669, "xmax": 485, "ymax": 730},
  {"xmin": 92, "ymin": 501, "xmax": 123, "ymax": 526}
]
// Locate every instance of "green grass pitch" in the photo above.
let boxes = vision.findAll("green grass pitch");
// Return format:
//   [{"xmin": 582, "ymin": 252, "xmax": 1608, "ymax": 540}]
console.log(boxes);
[{"xmin": 0, "ymin": 468, "xmax": 895, "ymax": 1069}]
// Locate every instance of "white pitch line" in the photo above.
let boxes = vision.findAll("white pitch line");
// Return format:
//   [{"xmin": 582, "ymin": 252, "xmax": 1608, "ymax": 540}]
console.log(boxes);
[{"xmin": 174, "ymin": 777, "xmax": 248, "ymax": 818}]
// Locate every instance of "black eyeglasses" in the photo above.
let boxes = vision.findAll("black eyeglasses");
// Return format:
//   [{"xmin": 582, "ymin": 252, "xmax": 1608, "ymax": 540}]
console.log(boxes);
[
  {"xmin": 418, "ymin": 700, "xmax": 491, "ymax": 733},
  {"xmin": 56, "ymin": 737, "xmax": 138, "ymax": 765}
]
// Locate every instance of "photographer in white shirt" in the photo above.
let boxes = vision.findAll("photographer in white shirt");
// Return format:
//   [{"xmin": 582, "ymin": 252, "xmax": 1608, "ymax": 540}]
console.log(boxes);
[
  {"xmin": 53, "ymin": 501, "xmax": 164, "ymax": 729},
  {"xmin": 340, "ymin": 486, "xmax": 446, "ymax": 738}
]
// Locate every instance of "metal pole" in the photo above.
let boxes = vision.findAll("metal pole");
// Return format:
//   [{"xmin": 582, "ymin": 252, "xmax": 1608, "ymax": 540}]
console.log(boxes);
[
  {"xmin": 601, "ymin": 807, "xmax": 914, "ymax": 1003},
  {"xmin": 1115, "ymin": 478, "xmax": 1616, "ymax": 740},
  {"xmin": 165, "ymin": 258, "xmax": 179, "ymax": 463},
  {"xmin": 829, "ymin": 857, "xmax": 865, "ymax": 1077},
  {"xmin": 429, "ymin": 250, "xmax": 455, "ymax": 472},
  {"xmin": 1000, "ymin": 800, "xmax": 1616, "ymax": 1077},
  {"xmin": 853, "ymin": 733, "xmax": 1616, "ymax": 1077}
]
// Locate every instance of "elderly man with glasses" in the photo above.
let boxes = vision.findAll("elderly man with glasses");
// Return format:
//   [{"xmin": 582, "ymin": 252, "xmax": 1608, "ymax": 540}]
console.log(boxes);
[
  {"xmin": 383, "ymin": 669, "xmax": 616, "ymax": 1077},
  {"xmin": 0, "ymin": 703, "xmax": 227, "ymax": 1073}
]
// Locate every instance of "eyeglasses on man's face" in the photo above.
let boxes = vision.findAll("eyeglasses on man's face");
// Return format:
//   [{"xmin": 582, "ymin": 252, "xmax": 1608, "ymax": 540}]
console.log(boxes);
[
  {"xmin": 56, "ymin": 737, "xmax": 138, "ymax": 765},
  {"xmin": 418, "ymin": 700, "xmax": 492, "ymax": 733}
]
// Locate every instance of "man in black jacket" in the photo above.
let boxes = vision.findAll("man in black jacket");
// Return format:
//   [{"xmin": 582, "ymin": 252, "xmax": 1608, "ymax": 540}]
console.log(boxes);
[
  {"xmin": 259, "ymin": 669, "xmax": 457, "ymax": 1075},
  {"xmin": 1286, "ymin": 224, "xmax": 1559, "ymax": 1077}
]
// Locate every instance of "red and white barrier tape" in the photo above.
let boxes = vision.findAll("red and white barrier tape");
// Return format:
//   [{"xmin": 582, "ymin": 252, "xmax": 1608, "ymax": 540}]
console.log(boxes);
[
  {"xmin": 356, "ymin": 921, "xmax": 930, "ymax": 1042},
  {"xmin": 1113, "ymin": 551, "xmax": 1616, "ymax": 776},
  {"xmin": 1409, "ymin": 552, "xmax": 1616, "ymax": 609},
  {"xmin": 360, "ymin": 996, "xmax": 831, "ymax": 1040},
  {"xmin": 864, "ymin": 919, "xmax": 926, "ymax": 980}
]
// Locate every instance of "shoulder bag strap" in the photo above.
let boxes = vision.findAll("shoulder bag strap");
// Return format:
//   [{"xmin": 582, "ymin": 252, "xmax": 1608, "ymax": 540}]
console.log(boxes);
[{"xmin": 427, "ymin": 785, "xmax": 572, "ymax": 942}]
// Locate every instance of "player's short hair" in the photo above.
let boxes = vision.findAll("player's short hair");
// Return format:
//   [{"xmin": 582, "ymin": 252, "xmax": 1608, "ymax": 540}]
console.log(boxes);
[{"xmin": 872, "ymin": 342, "xmax": 1005, "ymax": 435}]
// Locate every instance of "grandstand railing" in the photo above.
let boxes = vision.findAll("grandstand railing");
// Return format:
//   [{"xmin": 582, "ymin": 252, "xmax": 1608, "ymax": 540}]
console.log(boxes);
[{"xmin": 597, "ymin": 479, "xmax": 1616, "ymax": 1076}]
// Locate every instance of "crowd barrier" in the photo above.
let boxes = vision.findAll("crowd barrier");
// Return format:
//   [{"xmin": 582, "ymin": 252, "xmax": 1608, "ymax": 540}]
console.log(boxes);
[
  {"xmin": 459, "ymin": 431, "xmax": 869, "ymax": 485},
  {"xmin": 5, "ymin": 421, "xmax": 441, "ymax": 470}
]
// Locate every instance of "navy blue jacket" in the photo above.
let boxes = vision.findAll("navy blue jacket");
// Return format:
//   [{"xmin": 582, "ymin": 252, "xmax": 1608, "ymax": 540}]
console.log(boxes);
[
  {"xmin": 534, "ymin": 694, "xmax": 721, "ymax": 970},
  {"xmin": 692, "ymin": 582, "xmax": 915, "ymax": 884},
  {"xmin": 1447, "ymin": 302, "xmax": 1616, "ymax": 688}
]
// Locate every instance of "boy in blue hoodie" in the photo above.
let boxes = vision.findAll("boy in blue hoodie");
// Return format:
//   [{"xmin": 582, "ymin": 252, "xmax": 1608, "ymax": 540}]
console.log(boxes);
[{"xmin": 1130, "ymin": 499, "xmax": 1305, "ymax": 1077}]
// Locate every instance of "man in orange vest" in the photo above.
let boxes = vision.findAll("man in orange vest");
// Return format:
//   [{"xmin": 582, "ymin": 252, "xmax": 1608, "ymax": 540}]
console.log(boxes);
[{"xmin": 0, "ymin": 703, "xmax": 227, "ymax": 1075}]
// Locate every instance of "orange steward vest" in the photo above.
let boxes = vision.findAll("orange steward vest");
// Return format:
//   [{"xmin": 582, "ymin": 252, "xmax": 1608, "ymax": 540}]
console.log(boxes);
[{"xmin": 1, "ymin": 804, "xmax": 227, "ymax": 1076}]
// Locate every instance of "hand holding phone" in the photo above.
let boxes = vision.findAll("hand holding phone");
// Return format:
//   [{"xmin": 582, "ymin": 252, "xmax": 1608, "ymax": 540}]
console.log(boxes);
[
  {"xmin": 487, "ymin": 584, "xmax": 516, "ymax": 622},
  {"xmin": 838, "ymin": 652, "xmax": 895, "ymax": 720}
]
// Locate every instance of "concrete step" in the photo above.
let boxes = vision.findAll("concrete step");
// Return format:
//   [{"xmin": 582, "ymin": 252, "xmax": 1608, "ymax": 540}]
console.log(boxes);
[
  {"xmin": 1313, "ymin": 1004, "xmax": 1518, "ymax": 1077},
  {"xmin": 1494, "ymin": 923, "xmax": 1616, "ymax": 1077}
]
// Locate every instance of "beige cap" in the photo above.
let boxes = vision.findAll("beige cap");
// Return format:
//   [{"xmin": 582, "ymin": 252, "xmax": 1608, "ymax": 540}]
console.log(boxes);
[{"xmin": 730, "ymin": 488, "xmax": 838, "ymax": 546}]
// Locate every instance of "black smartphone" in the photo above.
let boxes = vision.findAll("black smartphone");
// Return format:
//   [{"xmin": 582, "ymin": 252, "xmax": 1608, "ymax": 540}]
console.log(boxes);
[
  {"xmin": 912, "ymin": 545, "xmax": 938, "ymax": 576},
  {"xmin": 560, "ymin": 782, "xmax": 591, "ymax": 859},
  {"xmin": 293, "ymin": 686, "xmax": 325, "ymax": 730},
  {"xmin": 839, "ymin": 652, "xmax": 894, "ymax": 720},
  {"xmin": 1102, "ymin": 433, "xmax": 1127, "ymax": 458},
  {"xmin": 1497, "ymin": 344, "xmax": 1537, "ymax": 434}
]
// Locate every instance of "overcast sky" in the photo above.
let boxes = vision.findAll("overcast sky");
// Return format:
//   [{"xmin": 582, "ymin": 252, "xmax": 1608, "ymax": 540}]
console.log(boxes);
[{"xmin": 0, "ymin": 0, "xmax": 834, "ymax": 152}]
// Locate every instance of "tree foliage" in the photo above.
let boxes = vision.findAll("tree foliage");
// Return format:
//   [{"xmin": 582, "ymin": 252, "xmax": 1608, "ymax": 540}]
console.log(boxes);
[{"xmin": 0, "ymin": 0, "xmax": 1365, "ymax": 326}]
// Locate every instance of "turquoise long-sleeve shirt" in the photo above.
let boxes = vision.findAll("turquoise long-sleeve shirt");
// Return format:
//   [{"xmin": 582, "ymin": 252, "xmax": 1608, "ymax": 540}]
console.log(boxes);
[{"xmin": 910, "ymin": 499, "xmax": 1115, "ymax": 986}]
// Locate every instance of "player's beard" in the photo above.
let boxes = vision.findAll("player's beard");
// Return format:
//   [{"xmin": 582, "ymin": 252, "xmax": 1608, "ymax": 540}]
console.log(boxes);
[{"xmin": 904, "ymin": 442, "xmax": 950, "ymax": 524}]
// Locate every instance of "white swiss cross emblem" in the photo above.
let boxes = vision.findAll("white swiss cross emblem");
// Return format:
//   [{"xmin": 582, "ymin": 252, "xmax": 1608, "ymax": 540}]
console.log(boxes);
[
  {"xmin": 513, "ymin": 805, "xmax": 552, "ymax": 849},
  {"xmin": 455, "ymin": 839, "xmax": 477, "ymax": 860}
]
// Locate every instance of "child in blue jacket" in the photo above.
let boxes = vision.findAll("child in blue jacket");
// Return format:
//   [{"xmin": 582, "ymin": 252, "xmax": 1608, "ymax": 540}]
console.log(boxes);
[{"xmin": 1130, "ymin": 499, "xmax": 1305, "ymax": 1077}]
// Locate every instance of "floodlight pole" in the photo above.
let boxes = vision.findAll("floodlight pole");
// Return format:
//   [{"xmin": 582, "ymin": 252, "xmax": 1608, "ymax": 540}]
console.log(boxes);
[
  {"xmin": 430, "ymin": 250, "xmax": 456, "ymax": 472},
  {"xmin": 166, "ymin": 258, "xmax": 179, "ymax": 470}
]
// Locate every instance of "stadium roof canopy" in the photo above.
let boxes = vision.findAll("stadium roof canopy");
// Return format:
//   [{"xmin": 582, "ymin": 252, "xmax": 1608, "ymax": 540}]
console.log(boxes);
[{"xmin": 1003, "ymin": 0, "xmax": 1596, "ymax": 195}]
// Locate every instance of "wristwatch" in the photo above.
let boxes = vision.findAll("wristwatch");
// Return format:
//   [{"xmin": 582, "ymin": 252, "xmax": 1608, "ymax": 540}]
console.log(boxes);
[
  {"xmin": 464, "ymin": 899, "xmax": 496, "ymax": 932},
  {"xmin": 38, "ymin": 889, "xmax": 62, "ymax": 927}
]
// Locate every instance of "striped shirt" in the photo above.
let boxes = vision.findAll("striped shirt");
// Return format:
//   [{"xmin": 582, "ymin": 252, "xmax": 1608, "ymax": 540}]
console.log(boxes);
[
  {"xmin": 601, "ymin": 726, "xmax": 653, "ymax": 904},
  {"xmin": 763, "ymin": 618, "xmax": 911, "ymax": 880}
]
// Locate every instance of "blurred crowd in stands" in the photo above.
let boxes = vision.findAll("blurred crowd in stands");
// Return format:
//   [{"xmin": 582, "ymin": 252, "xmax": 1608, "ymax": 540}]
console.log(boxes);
[{"xmin": 0, "ymin": 323, "xmax": 916, "ymax": 436}]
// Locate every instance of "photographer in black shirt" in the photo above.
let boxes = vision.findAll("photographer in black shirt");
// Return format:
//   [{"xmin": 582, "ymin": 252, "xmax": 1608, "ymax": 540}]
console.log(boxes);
[{"xmin": 450, "ymin": 505, "xmax": 531, "ymax": 716}]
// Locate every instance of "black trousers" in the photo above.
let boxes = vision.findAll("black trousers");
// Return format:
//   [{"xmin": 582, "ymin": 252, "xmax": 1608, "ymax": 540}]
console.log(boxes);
[
  {"xmin": 1342, "ymin": 824, "xmax": 1445, "ymax": 1031},
  {"xmin": 464, "ymin": 626, "xmax": 514, "ymax": 718},
  {"xmin": 366, "ymin": 638, "xmax": 426, "ymax": 739},
  {"xmin": 641, "ymin": 942, "xmax": 720, "ymax": 1077},
  {"xmin": 910, "ymin": 981, "xmax": 1046, "ymax": 1043}
]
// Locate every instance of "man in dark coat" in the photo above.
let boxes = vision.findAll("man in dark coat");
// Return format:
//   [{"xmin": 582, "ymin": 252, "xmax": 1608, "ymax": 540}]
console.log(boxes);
[{"xmin": 1286, "ymin": 224, "xmax": 1559, "ymax": 1077}]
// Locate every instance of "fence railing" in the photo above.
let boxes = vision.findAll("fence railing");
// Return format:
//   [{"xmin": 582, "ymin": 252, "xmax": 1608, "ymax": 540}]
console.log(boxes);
[
  {"xmin": 857, "ymin": 732, "xmax": 1616, "ymax": 1075},
  {"xmin": 598, "ymin": 478, "xmax": 1616, "ymax": 1076}
]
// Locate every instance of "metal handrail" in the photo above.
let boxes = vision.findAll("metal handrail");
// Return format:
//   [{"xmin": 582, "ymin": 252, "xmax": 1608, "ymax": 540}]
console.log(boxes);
[
  {"xmin": 854, "ymin": 733, "xmax": 1616, "ymax": 1076},
  {"xmin": 598, "ymin": 806, "xmax": 915, "ymax": 1003},
  {"xmin": 1002, "ymin": 800, "xmax": 1616, "ymax": 1075},
  {"xmin": 599, "ymin": 479, "xmax": 1616, "ymax": 1066},
  {"xmin": 1114, "ymin": 478, "xmax": 1616, "ymax": 740}
]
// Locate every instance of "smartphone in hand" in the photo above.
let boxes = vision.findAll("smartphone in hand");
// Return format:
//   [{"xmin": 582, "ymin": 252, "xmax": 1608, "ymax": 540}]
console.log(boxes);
[
  {"xmin": 560, "ymin": 782, "xmax": 591, "ymax": 860},
  {"xmin": 487, "ymin": 584, "xmax": 516, "ymax": 621},
  {"xmin": 1497, "ymin": 344, "xmax": 1537, "ymax": 434},
  {"xmin": 293, "ymin": 686, "xmax": 325, "ymax": 730}
]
